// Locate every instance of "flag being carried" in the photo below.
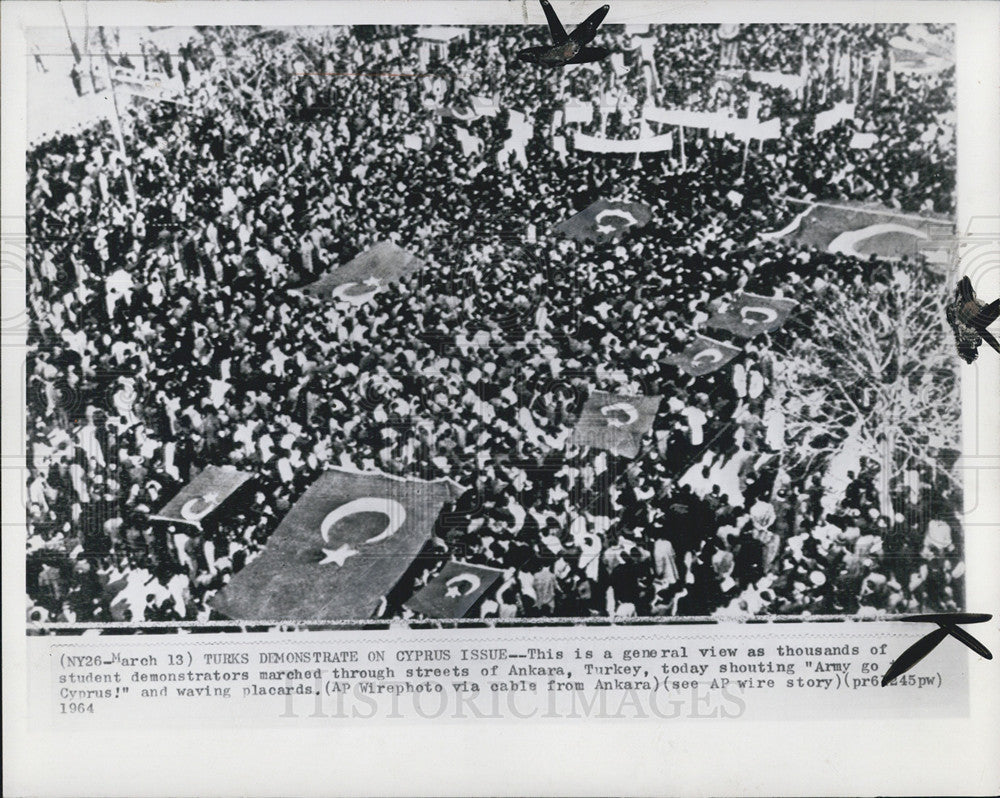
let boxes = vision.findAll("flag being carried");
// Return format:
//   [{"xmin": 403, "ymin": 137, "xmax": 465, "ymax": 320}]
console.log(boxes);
[
  {"xmin": 554, "ymin": 198, "xmax": 652, "ymax": 243},
  {"xmin": 150, "ymin": 465, "xmax": 253, "ymax": 528},
  {"xmin": 295, "ymin": 241, "xmax": 426, "ymax": 304},
  {"xmin": 759, "ymin": 200, "xmax": 953, "ymax": 263},
  {"xmin": 404, "ymin": 561, "xmax": 505, "ymax": 618},
  {"xmin": 664, "ymin": 335, "xmax": 742, "ymax": 377},
  {"xmin": 706, "ymin": 292, "xmax": 798, "ymax": 338},
  {"xmin": 436, "ymin": 95, "xmax": 499, "ymax": 122},
  {"xmin": 569, "ymin": 391, "xmax": 662, "ymax": 459},
  {"xmin": 212, "ymin": 468, "xmax": 463, "ymax": 620}
]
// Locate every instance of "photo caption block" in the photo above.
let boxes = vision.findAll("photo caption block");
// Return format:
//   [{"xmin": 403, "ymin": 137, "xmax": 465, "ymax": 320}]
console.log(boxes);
[{"xmin": 32, "ymin": 622, "xmax": 969, "ymax": 728}]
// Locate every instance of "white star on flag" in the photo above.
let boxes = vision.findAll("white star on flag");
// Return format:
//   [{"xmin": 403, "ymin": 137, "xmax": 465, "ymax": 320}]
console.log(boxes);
[{"xmin": 319, "ymin": 544, "xmax": 359, "ymax": 567}]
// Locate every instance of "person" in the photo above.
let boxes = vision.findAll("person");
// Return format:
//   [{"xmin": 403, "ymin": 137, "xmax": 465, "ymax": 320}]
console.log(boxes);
[
  {"xmin": 497, "ymin": 587, "xmax": 521, "ymax": 619},
  {"xmin": 609, "ymin": 550, "xmax": 643, "ymax": 615},
  {"xmin": 24, "ymin": 22, "xmax": 962, "ymax": 624},
  {"xmin": 652, "ymin": 531, "xmax": 679, "ymax": 586},
  {"xmin": 531, "ymin": 561, "xmax": 557, "ymax": 615}
]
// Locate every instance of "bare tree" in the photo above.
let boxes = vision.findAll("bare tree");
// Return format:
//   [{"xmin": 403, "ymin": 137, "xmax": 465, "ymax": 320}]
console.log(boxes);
[{"xmin": 771, "ymin": 265, "xmax": 960, "ymax": 517}]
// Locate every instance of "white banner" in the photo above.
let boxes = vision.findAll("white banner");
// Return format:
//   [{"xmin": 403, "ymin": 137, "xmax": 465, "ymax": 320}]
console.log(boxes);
[
  {"xmin": 572, "ymin": 131, "xmax": 675, "ymax": 153},
  {"xmin": 746, "ymin": 69, "xmax": 806, "ymax": 92},
  {"xmin": 814, "ymin": 101, "xmax": 856, "ymax": 133},
  {"xmin": 643, "ymin": 106, "xmax": 718, "ymax": 128},
  {"xmin": 644, "ymin": 106, "xmax": 781, "ymax": 141},
  {"xmin": 563, "ymin": 102, "xmax": 594, "ymax": 125}
]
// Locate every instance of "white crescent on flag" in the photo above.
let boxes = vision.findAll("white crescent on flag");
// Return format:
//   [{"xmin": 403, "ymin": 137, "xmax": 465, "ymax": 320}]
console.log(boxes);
[
  {"xmin": 827, "ymin": 223, "xmax": 929, "ymax": 258},
  {"xmin": 692, "ymin": 348, "xmax": 724, "ymax": 366},
  {"xmin": 331, "ymin": 278, "xmax": 382, "ymax": 304},
  {"xmin": 595, "ymin": 208, "xmax": 640, "ymax": 236},
  {"xmin": 600, "ymin": 402, "xmax": 640, "ymax": 428},
  {"xmin": 317, "ymin": 496, "xmax": 407, "ymax": 566},
  {"xmin": 180, "ymin": 492, "xmax": 219, "ymax": 522},
  {"xmin": 320, "ymin": 496, "xmax": 407, "ymax": 545},
  {"xmin": 444, "ymin": 573, "xmax": 482, "ymax": 599},
  {"xmin": 739, "ymin": 305, "xmax": 779, "ymax": 325}
]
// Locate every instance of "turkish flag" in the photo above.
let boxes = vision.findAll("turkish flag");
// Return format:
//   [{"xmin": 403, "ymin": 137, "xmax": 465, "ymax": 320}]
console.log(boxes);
[
  {"xmin": 569, "ymin": 391, "xmax": 662, "ymax": 459},
  {"xmin": 664, "ymin": 335, "xmax": 743, "ymax": 377},
  {"xmin": 213, "ymin": 468, "xmax": 462, "ymax": 621},
  {"xmin": 554, "ymin": 198, "xmax": 653, "ymax": 243},
  {"xmin": 404, "ymin": 561, "xmax": 505, "ymax": 619},
  {"xmin": 706, "ymin": 292, "xmax": 797, "ymax": 338},
  {"xmin": 150, "ymin": 465, "xmax": 253, "ymax": 529},
  {"xmin": 295, "ymin": 241, "xmax": 426, "ymax": 304},
  {"xmin": 760, "ymin": 201, "xmax": 953, "ymax": 262}
]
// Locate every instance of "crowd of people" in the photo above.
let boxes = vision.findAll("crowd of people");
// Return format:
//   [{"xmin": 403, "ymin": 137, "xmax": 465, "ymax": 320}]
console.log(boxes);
[{"xmin": 25, "ymin": 21, "xmax": 963, "ymax": 626}]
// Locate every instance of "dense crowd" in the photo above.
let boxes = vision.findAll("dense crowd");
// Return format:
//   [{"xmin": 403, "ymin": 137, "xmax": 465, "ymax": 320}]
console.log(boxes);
[{"xmin": 25, "ymin": 22, "xmax": 962, "ymax": 625}]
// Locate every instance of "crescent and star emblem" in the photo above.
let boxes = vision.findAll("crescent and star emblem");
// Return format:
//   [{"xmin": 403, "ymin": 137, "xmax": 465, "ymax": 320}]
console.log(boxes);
[
  {"xmin": 600, "ymin": 402, "xmax": 639, "ymax": 428},
  {"xmin": 180, "ymin": 492, "xmax": 220, "ymax": 522},
  {"xmin": 318, "ymin": 496, "xmax": 407, "ymax": 566},
  {"xmin": 594, "ymin": 208, "xmax": 639, "ymax": 236},
  {"xmin": 444, "ymin": 573, "xmax": 482, "ymax": 599}
]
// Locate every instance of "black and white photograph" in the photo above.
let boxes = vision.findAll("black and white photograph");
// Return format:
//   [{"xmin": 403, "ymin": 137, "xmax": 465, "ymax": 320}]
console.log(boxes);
[
  {"xmin": 21, "ymin": 9, "xmax": 975, "ymax": 628},
  {"xmin": 5, "ymin": 2, "xmax": 1000, "ymax": 796}
]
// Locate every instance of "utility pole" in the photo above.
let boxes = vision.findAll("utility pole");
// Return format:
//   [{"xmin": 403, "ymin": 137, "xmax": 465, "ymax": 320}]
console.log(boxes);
[
  {"xmin": 83, "ymin": 3, "xmax": 99, "ymax": 93},
  {"xmin": 57, "ymin": 1, "xmax": 82, "ymax": 64}
]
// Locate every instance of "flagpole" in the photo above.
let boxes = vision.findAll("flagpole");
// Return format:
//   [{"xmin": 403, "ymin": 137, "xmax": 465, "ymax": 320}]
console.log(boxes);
[
  {"xmin": 819, "ymin": 50, "xmax": 828, "ymax": 105},
  {"xmin": 102, "ymin": 31, "xmax": 138, "ymax": 213},
  {"xmin": 800, "ymin": 40, "xmax": 809, "ymax": 111},
  {"xmin": 870, "ymin": 49, "xmax": 882, "ymax": 107}
]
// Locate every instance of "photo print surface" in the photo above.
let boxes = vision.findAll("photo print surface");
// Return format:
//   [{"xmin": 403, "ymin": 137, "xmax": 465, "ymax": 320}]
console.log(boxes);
[{"xmin": 24, "ymin": 20, "xmax": 964, "ymax": 627}]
